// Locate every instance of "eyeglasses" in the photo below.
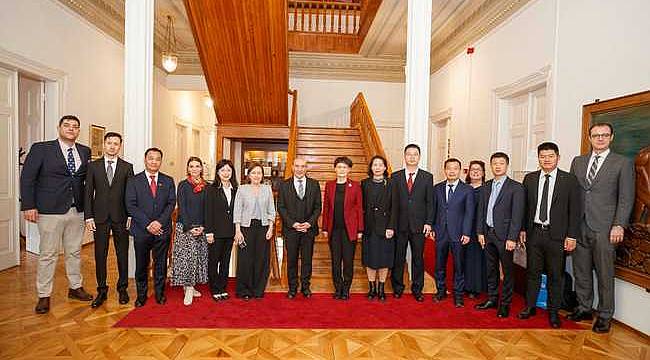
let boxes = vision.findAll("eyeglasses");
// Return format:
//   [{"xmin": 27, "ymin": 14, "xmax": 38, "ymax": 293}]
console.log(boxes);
[
  {"xmin": 590, "ymin": 133, "xmax": 611, "ymax": 139},
  {"xmin": 61, "ymin": 124, "xmax": 80, "ymax": 130}
]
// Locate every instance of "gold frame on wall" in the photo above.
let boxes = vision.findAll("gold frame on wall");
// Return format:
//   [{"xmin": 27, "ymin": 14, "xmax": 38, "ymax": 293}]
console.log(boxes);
[{"xmin": 89, "ymin": 124, "xmax": 105, "ymax": 160}]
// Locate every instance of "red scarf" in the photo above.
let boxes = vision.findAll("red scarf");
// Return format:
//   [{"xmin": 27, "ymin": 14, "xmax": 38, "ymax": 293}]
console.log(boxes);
[{"xmin": 188, "ymin": 176, "xmax": 206, "ymax": 193}]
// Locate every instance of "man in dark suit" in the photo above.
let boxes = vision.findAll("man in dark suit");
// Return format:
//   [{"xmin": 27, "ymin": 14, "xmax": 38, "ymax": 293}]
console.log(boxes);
[
  {"xmin": 84, "ymin": 132, "xmax": 134, "ymax": 308},
  {"xmin": 432, "ymin": 158, "xmax": 475, "ymax": 307},
  {"xmin": 391, "ymin": 144, "xmax": 434, "ymax": 302},
  {"xmin": 475, "ymin": 152, "xmax": 525, "ymax": 318},
  {"xmin": 517, "ymin": 142, "xmax": 580, "ymax": 328},
  {"xmin": 277, "ymin": 158, "xmax": 322, "ymax": 299},
  {"xmin": 568, "ymin": 123, "xmax": 635, "ymax": 333},
  {"xmin": 20, "ymin": 115, "xmax": 94, "ymax": 314},
  {"xmin": 125, "ymin": 148, "xmax": 176, "ymax": 307}
]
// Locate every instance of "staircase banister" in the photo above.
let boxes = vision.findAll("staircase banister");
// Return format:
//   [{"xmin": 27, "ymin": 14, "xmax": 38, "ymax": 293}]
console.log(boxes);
[
  {"xmin": 286, "ymin": 89, "xmax": 299, "ymax": 179},
  {"xmin": 350, "ymin": 92, "xmax": 391, "ymax": 173}
]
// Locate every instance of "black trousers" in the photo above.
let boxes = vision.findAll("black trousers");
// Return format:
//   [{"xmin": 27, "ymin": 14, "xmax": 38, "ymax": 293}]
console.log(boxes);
[
  {"xmin": 134, "ymin": 234, "xmax": 170, "ymax": 299},
  {"xmin": 525, "ymin": 226, "xmax": 565, "ymax": 312},
  {"xmin": 285, "ymin": 231, "xmax": 315, "ymax": 292},
  {"xmin": 236, "ymin": 220, "xmax": 270, "ymax": 297},
  {"xmin": 485, "ymin": 229, "xmax": 514, "ymax": 306},
  {"xmin": 435, "ymin": 230, "xmax": 464, "ymax": 299},
  {"xmin": 329, "ymin": 228, "xmax": 356, "ymax": 293},
  {"xmin": 391, "ymin": 231, "xmax": 425, "ymax": 294},
  {"xmin": 208, "ymin": 237, "xmax": 234, "ymax": 295},
  {"xmin": 94, "ymin": 220, "xmax": 129, "ymax": 292}
]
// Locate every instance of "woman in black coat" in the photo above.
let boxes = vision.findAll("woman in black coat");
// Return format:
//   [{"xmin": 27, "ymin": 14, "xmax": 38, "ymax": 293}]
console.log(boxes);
[
  {"xmin": 361, "ymin": 155, "xmax": 397, "ymax": 302},
  {"xmin": 463, "ymin": 160, "xmax": 488, "ymax": 298},
  {"xmin": 205, "ymin": 159, "xmax": 238, "ymax": 301}
]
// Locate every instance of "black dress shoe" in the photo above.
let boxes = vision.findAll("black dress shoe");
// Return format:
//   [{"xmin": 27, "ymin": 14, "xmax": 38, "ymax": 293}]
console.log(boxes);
[
  {"xmin": 517, "ymin": 307, "xmax": 537, "ymax": 319},
  {"xmin": 454, "ymin": 299, "xmax": 464, "ymax": 308},
  {"xmin": 302, "ymin": 289, "xmax": 312, "ymax": 298},
  {"xmin": 592, "ymin": 317, "xmax": 611, "ymax": 333},
  {"xmin": 242, "ymin": 295, "xmax": 251, "ymax": 301},
  {"xmin": 433, "ymin": 292, "xmax": 447, "ymax": 302},
  {"xmin": 155, "ymin": 294, "xmax": 166, "ymax": 305},
  {"xmin": 467, "ymin": 292, "xmax": 478, "ymax": 299},
  {"xmin": 340, "ymin": 291, "xmax": 350, "ymax": 301},
  {"xmin": 118, "ymin": 289, "xmax": 130, "ymax": 305},
  {"xmin": 91, "ymin": 292, "xmax": 107, "ymax": 308},
  {"xmin": 68, "ymin": 287, "xmax": 93, "ymax": 301},
  {"xmin": 414, "ymin": 293, "xmax": 424, "ymax": 302},
  {"xmin": 287, "ymin": 290, "xmax": 297, "ymax": 299},
  {"xmin": 549, "ymin": 312, "xmax": 561, "ymax": 328},
  {"xmin": 35, "ymin": 297, "xmax": 50, "ymax": 314},
  {"xmin": 567, "ymin": 309, "xmax": 593, "ymax": 322},
  {"xmin": 497, "ymin": 305, "xmax": 510, "ymax": 318},
  {"xmin": 393, "ymin": 291, "xmax": 403, "ymax": 299},
  {"xmin": 475, "ymin": 300, "xmax": 498, "ymax": 310},
  {"xmin": 134, "ymin": 297, "xmax": 146, "ymax": 308}
]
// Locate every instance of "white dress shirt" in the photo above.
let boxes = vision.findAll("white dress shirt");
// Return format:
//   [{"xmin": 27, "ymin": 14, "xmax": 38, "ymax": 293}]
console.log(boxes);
[
  {"xmin": 534, "ymin": 168, "xmax": 558, "ymax": 225},
  {"xmin": 445, "ymin": 179, "xmax": 460, "ymax": 202},
  {"xmin": 223, "ymin": 185, "xmax": 233, "ymax": 205},
  {"xmin": 293, "ymin": 176, "xmax": 306, "ymax": 196},
  {"xmin": 405, "ymin": 167, "xmax": 419, "ymax": 184},
  {"xmin": 104, "ymin": 156, "xmax": 118, "ymax": 173},
  {"xmin": 586, "ymin": 148, "xmax": 610, "ymax": 180},
  {"xmin": 58, "ymin": 139, "xmax": 81, "ymax": 171},
  {"xmin": 145, "ymin": 171, "xmax": 159, "ymax": 186}
]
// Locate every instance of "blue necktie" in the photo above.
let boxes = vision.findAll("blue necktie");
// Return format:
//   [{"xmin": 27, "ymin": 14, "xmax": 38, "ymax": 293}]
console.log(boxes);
[
  {"xmin": 447, "ymin": 184, "xmax": 454, "ymax": 203},
  {"xmin": 486, "ymin": 181, "xmax": 502, "ymax": 227},
  {"xmin": 67, "ymin": 148, "xmax": 76, "ymax": 174}
]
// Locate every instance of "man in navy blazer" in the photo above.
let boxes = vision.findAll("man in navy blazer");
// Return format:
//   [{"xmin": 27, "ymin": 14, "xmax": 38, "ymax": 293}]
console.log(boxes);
[
  {"xmin": 20, "ymin": 115, "xmax": 94, "ymax": 314},
  {"xmin": 125, "ymin": 147, "xmax": 176, "ymax": 307},
  {"xmin": 475, "ymin": 152, "xmax": 525, "ymax": 318},
  {"xmin": 432, "ymin": 158, "xmax": 475, "ymax": 307}
]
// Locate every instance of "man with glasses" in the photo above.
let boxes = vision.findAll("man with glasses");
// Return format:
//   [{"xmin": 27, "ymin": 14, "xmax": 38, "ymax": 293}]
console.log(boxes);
[
  {"xmin": 568, "ymin": 122, "xmax": 635, "ymax": 333},
  {"xmin": 20, "ymin": 115, "xmax": 93, "ymax": 314}
]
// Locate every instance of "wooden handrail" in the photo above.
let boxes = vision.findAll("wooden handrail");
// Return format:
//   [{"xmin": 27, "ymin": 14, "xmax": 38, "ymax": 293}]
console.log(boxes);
[
  {"xmin": 286, "ymin": 89, "xmax": 298, "ymax": 179},
  {"xmin": 350, "ymin": 92, "xmax": 391, "ymax": 173}
]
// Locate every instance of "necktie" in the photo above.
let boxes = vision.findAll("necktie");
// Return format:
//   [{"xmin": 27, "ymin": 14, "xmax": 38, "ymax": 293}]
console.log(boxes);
[
  {"xmin": 150, "ymin": 175, "xmax": 157, "ymax": 197},
  {"xmin": 447, "ymin": 184, "xmax": 454, "ymax": 202},
  {"xmin": 587, "ymin": 155, "xmax": 600, "ymax": 186},
  {"xmin": 66, "ymin": 148, "xmax": 76, "ymax": 174},
  {"xmin": 407, "ymin": 173, "xmax": 414, "ymax": 193},
  {"xmin": 539, "ymin": 174, "xmax": 550, "ymax": 223},
  {"xmin": 297, "ymin": 179, "xmax": 305, "ymax": 199},
  {"xmin": 486, "ymin": 181, "xmax": 501, "ymax": 227},
  {"xmin": 107, "ymin": 160, "xmax": 114, "ymax": 185}
]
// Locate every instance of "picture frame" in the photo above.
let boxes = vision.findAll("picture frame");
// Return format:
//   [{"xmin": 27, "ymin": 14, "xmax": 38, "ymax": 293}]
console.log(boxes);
[
  {"xmin": 581, "ymin": 90, "xmax": 650, "ymax": 290},
  {"xmin": 89, "ymin": 124, "xmax": 106, "ymax": 160}
]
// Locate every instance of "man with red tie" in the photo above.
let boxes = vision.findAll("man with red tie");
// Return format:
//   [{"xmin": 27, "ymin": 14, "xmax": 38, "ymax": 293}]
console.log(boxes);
[
  {"xmin": 390, "ymin": 144, "xmax": 434, "ymax": 302},
  {"xmin": 125, "ymin": 148, "xmax": 176, "ymax": 307}
]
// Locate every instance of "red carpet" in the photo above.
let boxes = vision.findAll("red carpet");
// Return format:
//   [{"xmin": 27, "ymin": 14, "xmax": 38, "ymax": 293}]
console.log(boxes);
[{"xmin": 114, "ymin": 284, "xmax": 579, "ymax": 329}]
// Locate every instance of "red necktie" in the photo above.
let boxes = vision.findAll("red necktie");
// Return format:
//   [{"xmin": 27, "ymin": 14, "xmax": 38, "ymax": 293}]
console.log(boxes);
[
  {"xmin": 150, "ymin": 175, "xmax": 157, "ymax": 197},
  {"xmin": 407, "ymin": 173, "xmax": 414, "ymax": 194}
]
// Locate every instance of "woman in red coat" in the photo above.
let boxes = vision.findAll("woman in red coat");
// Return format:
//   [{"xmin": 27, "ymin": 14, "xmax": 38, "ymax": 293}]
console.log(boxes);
[{"xmin": 322, "ymin": 156, "xmax": 364, "ymax": 300}]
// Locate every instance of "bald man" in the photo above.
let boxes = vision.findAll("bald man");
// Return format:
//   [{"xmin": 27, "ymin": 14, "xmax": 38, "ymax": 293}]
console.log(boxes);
[{"xmin": 277, "ymin": 158, "xmax": 322, "ymax": 298}]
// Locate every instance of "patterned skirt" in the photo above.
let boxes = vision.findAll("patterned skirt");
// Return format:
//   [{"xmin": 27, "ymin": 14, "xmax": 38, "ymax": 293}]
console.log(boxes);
[{"xmin": 171, "ymin": 223, "xmax": 209, "ymax": 287}]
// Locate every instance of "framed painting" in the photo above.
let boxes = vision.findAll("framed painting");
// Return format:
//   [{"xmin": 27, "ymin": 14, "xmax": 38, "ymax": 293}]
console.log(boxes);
[
  {"xmin": 581, "ymin": 90, "xmax": 650, "ymax": 290},
  {"xmin": 90, "ymin": 124, "xmax": 105, "ymax": 160}
]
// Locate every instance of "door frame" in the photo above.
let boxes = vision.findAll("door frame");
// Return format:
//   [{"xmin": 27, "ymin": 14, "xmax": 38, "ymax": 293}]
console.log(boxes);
[
  {"xmin": 428, "ymin": 108, "xmax": 452, "ymax": 178},
  {"xmin": 0, "ymin": 46, "xmax": 66, "ymax": 263}
]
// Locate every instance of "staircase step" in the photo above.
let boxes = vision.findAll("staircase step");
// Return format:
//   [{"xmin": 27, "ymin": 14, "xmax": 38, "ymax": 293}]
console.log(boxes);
[
  {"xmin": 305, "ymin": 163, "xmax": 368, "ymax": 172},
  {"xmin": 297, "ymin": 140, "xmax": 362, "ymax": 149},
  {"xmin": 298, "ymin": 134, "xmax": 360, "ymax": 142},
  {"xmin": 298, "ymin": 147, "xmax": 365, "ymax": 156},
  {"xmin": 300, "ymin": 154, "xmax": 367, "ymax": 165},
  {"xmin": 299, "ymin": 127, "xmax": 359, "ymax": 136}
]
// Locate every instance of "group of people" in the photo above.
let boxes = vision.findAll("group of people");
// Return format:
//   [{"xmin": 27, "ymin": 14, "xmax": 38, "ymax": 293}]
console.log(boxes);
[{"xmin": 20, "ymin": 116, "xmax": 634, "ymax": 334}]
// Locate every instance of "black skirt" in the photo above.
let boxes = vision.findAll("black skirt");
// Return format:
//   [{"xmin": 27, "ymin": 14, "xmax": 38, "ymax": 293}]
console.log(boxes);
[{"xmin": 362, "ymin": 231, "xmax": 395, "ymax": 269}]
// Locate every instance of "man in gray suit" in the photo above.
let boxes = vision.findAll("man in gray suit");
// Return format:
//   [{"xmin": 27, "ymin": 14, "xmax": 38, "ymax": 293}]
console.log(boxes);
[{"xmin": 568, "ymin": 122, "xmax": 635, "ymax": 333}]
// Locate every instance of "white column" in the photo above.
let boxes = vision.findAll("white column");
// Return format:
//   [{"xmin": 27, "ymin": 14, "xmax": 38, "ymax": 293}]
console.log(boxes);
[
  {"xmin": 403, "ymin": 0, "xmax": 432, "ymax": 166},
  {"xmin": 123, "ymin": 0, "xmax": 155, "ymax": 276}
]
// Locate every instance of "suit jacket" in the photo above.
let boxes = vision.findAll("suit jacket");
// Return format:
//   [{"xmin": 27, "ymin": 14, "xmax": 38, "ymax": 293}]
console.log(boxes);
[
  {"xmin": 476, "ymin": 177, "xmax": 525, "ymax": 242},
  {"xmin": 322, "ymin": 179, "xmax": 364, "ymax": 241},
  {"xmin": 391, "ymin": 168, "xmax": 434, "ymax": 233},
  {"xmin": 570, "ymin": 152, "xmax": 635, "ymax": 232},
  {"xmin": 84, "ymin": 157, "xmax": 134, "ymax": 223},
  {"xmin": 361, "ymin": 177, "xmax": 397, "ymax": 235},
  {"xmin": 277, "ymin": 177, "xmax": 322, "ymax": 237},
  {"xmin": 432, "ymin": 180, "xmax": 475, "ymax": 242},
  {"xmin": 522, "ymin": 169, "xmax": 581, "ymax": 240},
  {"xmin": 20, "ymin": 139, "xmax": 90, "ymax": 214},
  {"xmin": 125, "ymin": 171, "xmax": 176, "ymax": 238},
  {"xmin": 204, "ymin": 185, "xmax": 237, "ymax": 238},
  {"xmin": 232, "ymin": 184, "xmax": 276, "ymax": 227}
]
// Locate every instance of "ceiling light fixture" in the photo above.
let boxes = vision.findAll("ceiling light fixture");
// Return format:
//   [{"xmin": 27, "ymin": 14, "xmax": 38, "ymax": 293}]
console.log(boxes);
[{"xmin": 162, "ymin": 15, "xmax": 178, "ymax": 73}]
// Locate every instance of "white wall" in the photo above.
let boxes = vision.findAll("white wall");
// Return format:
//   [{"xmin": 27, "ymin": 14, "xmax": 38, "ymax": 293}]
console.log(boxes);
[
  {"xmin": 0, "ymin": 0, "xmax": 124, "ymax": 144},
  {"xmin": 289, "ymin": 78, "xmax": 405, "ymax": 167},
  {"xmin": 429, "ymin": 0, "xmax": 650, "ymax": 334}
]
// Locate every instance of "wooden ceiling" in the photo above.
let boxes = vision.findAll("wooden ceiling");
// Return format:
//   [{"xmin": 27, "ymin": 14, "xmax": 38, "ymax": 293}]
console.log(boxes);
[{"xmin": 184, "ymin": 0, "xmax": 288, "ymax": 125}]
